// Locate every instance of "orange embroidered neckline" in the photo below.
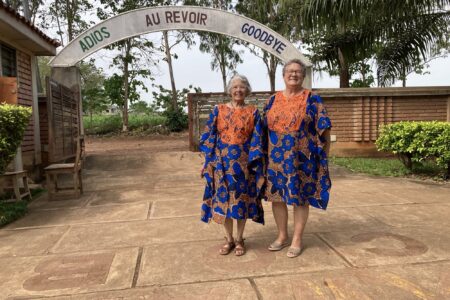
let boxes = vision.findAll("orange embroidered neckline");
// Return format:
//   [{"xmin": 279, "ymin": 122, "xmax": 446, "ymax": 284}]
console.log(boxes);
[
  {"xmin": 267, "ymin": 90, "xmax": 310, "ymax": 133},
  {"xmin": 217, "ymin": 104, "xmax": 256, "ymax": 145}
]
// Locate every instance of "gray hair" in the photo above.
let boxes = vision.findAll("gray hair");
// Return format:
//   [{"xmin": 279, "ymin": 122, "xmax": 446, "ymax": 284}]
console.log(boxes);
[
  {"xmin": 282, "ymin": 59, "xmax": 307, "ymax": 77},
  {"xmin": 226, "ymin": 74, "xmax": 252, "ymax": 96}
]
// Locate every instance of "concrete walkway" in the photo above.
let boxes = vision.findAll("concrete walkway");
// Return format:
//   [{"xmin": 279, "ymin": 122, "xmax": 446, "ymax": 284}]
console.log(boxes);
[{"xmin": 1, "ymin": 136, "xmax": 449, "ymax": 299}]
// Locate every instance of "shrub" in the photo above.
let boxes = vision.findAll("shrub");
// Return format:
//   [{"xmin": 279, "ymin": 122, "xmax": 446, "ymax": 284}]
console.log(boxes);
[
  {"xmin": 163, "ymin": 108, "xmax": 188, "ymax": 132},
  {"xmin": 83, "ymin": 114, "xmax": 167, "ymax": 135},
  {"xmin": 0, "ymin": 103, "xmax": 32, "ymax": 174},
  {"xmin": 376, "ymin": 121, "xmax": 450, "ymax": 177},
  {"xmin": 84, "ymin": 114, "xmax": 122, "ymax": 135},
  {"xmin": 0, "ymin": 200, "xmax": 27, "ymax": 227},
  {"xmin": 128, "ymin": 114, "xmax": 167, "ymax": 131}
]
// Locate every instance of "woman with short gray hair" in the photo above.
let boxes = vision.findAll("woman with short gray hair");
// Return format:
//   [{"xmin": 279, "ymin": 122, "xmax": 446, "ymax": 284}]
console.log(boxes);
[
  {"xmin": 263, "ymin": 59, "xmax": 332, "ymax": 258},
  {"xmin": 199, "ymin": 74, "xmax": 265, "ymax": 256}
]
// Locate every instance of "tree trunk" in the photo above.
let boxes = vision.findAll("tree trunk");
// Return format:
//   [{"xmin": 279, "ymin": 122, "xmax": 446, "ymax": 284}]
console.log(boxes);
[
  {"xmin": 163, "ymin": 31, "xmax": 178, "ymax": 111},
  {"xmin": 337, "ymin": 47, "xmax": 350, "ymax": 88},
  {"xmin": 54, "ymin": 0, "xmax": 64, "ymax": 46},
  {"xmin": 218, "ymin": 36, "xmax": 227, "ymax": 93},
  {"xmin": 66, "ymin": 0, "xmax": 73, "ymax": 42},
  {"xmin": 122, "ymin": 39, "xmax": 131, "ymax": 132},
  {"xmin": 402, "ymin": 66, "xmax": 407, "ymax": 87},
  {"xmin": 221, "ymin": 65, "xmax": 227, "ymax": 94},
  {"xmin": 269, "ymin": 54, "xmax": 277, "ymax": 93}
]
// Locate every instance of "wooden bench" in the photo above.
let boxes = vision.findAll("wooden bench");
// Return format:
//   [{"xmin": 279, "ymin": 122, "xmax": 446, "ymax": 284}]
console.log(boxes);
[
  {"xmin": 0, "ymin": 170, "xmax": 32, "ymax": 202},
  {"xmin": 44, "ymin": 138, "xmax": 83, "ymax": 200}
]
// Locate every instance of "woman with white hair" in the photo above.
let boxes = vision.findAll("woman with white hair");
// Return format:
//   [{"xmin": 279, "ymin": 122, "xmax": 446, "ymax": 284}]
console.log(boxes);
[{"xmin": 200, "ymin": 74, "xmax": 265, "ymax": 256}]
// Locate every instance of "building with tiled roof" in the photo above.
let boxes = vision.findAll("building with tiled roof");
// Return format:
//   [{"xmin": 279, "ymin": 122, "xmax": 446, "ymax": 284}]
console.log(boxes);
[{"xmin": 1, "ymin": 2, "xmax": 59, "ymax": 178}]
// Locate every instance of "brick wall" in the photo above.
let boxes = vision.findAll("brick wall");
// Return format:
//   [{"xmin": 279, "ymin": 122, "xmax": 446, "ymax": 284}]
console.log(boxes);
[{"xmin": 188, "ymin": 87, "xmax": 450, "ymax": 156}]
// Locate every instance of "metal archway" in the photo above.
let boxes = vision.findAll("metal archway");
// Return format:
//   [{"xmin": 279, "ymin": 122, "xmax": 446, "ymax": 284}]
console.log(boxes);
[{"xmin": 49, "ymin": 6, "xmax": 312, "ymax": 87}]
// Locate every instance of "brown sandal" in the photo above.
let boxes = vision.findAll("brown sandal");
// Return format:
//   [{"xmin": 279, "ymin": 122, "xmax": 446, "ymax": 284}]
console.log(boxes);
[
  {"xmin": 235, "ymin": 239, "xmax": 246, "ymax": 256},
  {"xmin": 219, "ymin": 237, "xmax": 235, "ymax": 255}
]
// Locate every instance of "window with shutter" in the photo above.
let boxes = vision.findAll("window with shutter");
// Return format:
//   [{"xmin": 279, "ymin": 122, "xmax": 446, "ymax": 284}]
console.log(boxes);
[{"xmin": 0, "ymin": 43, "xmax": 17, "ymax": 77}]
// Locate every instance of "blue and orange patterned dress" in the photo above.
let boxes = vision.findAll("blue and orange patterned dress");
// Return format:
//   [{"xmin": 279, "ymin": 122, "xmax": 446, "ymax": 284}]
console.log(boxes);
[
  {"xmin": 200, "ymin": 104, "xmax": 265, "ymax": 224},
  {"xmin": 264, "ymin": 90, "xmax": 332, "ymax": 209}
]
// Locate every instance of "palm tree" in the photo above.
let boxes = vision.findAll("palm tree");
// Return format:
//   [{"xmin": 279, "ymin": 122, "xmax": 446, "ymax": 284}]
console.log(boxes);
[{"xmin": 281, "ymin": 0, "xmax": 450, "ymax": 87}]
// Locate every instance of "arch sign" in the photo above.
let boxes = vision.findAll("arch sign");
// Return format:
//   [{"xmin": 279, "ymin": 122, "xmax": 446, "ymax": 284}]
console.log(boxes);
[{"xmin": 49, "ymin": 6, "xmax": 312, "ymax": 87}]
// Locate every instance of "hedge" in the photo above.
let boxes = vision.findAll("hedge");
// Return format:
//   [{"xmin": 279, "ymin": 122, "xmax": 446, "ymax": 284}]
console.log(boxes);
[
  {"xmin": 376, "ymin": 121, "xmax": 450, "ymax": 177},
  {"xmin": 0, "ymin": 103, "xmax": 32, "ymax": 174}
]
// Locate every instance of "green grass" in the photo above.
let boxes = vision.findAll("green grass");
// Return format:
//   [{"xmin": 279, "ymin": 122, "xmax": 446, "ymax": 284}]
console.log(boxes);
[
  {"xmin": 0, "ymin": 188, "xmax": 45, "ymax": 227},
  {"xmin": 0, "ymin": 200, "xmax": 28, "ymax": 227},
  {"xmin": 330, "ymin": 157, "xmax": 445, "ymax": 179},
  {"xmin": 84, "ymin": 114, "xmax": 167, "ymax": 135}
]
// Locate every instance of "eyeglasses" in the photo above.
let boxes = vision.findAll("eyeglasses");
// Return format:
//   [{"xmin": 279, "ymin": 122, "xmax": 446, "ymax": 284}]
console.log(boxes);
[{"xmin": 285, "ymin": 70, "xmax": 303, "ymax": 75}]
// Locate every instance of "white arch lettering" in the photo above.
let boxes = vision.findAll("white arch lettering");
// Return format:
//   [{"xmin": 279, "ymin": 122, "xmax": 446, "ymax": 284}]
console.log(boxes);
[{"xmin": 49, "ymin": 6, "xmax": 312, "ymax": 87}]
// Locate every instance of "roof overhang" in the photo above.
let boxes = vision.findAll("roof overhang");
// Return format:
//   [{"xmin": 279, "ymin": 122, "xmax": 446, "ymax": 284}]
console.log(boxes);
[{"xmin": 0, "ymin": 8, "xmax": 58, "ymax": 55}]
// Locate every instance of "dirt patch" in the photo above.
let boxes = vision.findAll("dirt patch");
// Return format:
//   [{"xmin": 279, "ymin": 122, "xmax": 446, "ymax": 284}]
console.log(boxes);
[{"xmin": 85, "ymin": 131, "xmax": 190, "ymax": 155}]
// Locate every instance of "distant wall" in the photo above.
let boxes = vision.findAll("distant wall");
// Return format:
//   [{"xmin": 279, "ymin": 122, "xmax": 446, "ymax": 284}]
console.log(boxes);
[{"xmin": 188, "ymin": 87, "xmax": 450, "ymax": 157}]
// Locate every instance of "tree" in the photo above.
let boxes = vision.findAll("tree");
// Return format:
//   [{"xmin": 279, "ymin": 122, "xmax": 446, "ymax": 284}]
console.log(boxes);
[
  {"xmin": 4, "ymin": 0, "xmax": 44, "ymax": 24},
  {"xmin": 235, "ymin": 0, "xmax": 290, "ymax": 92},
  {"xmin": 281, "ymin": 0, "xmax": 450, "ymax": 87},
  {"xmin": 151, "ymin": 84, "xmax": 201, "ymax": 131},
  {"xmin": 79, "ymin": 60, "xmax": 109, "ymax": 122},
  {"xmin": 98, "ymin": 0, "xmax": 158, "ymax": 131},
  {"xmin": 160, "ymin": 30, "xmax": 195, "ymax": 110},
  {"xmin": 37, "ymin": 56, "xmax": 51, "ymax": 93},
  {"xmin": 104, "ymin": 73, "xmax": 148, "ymax": 114},
  {"xmin": 41, "ymin": 0, "xmax": 94, "ymax": 45},
  {"xmin": 185, "ymin": 0, "xmax": 243, "ymax": 92},
  {"xmin": 130, "ymin": 100, "xmax": 153, "ymax": 115}
]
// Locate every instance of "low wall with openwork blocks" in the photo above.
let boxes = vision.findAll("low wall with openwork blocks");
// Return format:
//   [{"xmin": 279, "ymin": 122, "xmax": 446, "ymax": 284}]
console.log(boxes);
[
  {"xmin": 16, "ymin": 50, "xmax": 35, "ymax": 165},
  {"xmin": 188, "ymin": 87, "xmax": 450, "ymax": 157}
]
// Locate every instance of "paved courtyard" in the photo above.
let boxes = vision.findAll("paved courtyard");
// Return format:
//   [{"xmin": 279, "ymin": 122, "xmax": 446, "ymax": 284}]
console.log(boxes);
[{"xmin": 1, "ymin": 135, "xmax": 449, "ymax": 299}]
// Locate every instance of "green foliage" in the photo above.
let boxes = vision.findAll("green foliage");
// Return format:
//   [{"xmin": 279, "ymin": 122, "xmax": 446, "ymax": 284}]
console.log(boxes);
[
  {"xmin": 185, "ymin": 0, "xmax": 243, "ymax": 91},
  {"xmin": 281, "ymin": 0, "xmax": 450, "ymax": 87},
  {"xmin": 83, "ymin": 114, "xmax": 166, "ymax": 135},
  {"xmin": 0, "ymin": 200, "xmax": 27, "ymax": 227},
  {"xmin": 433, "ymin": 126, "xmax": 450, "ymax": 171},
  {"xmin": 0, "ymin": 104, "xmax": 32, "ymax": 174},
  {"xmin": 130, "ymin": 100, "xmax": 154, "ymax": 115},
  {"xmin": 350, "ymin": 62, "xmax": 375, "ymax": 87},
  {"xmin": 44, "ymin": 0, "xmax": 94, "ymax": 43},
  {"xmin": 376, "ymin": 121, "xmax": 450, "ymax": 176},
  {"xmin": 104, "ymin": 73, "xmax": 148, "ymax": 109},
  {"xmin": 84, "ymin": 114, "xmax": 123, "ymax": 135},
  {"xmin": 0, "ymin": 188, "xmax": 44, "ymax": 227},
  {"xmin": 37, "ymin": 56, "xmax": 51, "ymax": 93},
  {"xmin": 80, "ymin": 60, "xmax": 109, "ymax": 116},
  {"xmin": 234, "ymin": 0, "xmax": 287, "ymax": 91},
  {"xmin": 330, "ymin": 157, "xmax": 443, "ymax": 178},
  {"xmin": 164, "ymin": 108, "xmax": 188, "ymax": 132},
  {"xmin": 151, "ymin": 85, "xmax": 201, "ymax": 132}
]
